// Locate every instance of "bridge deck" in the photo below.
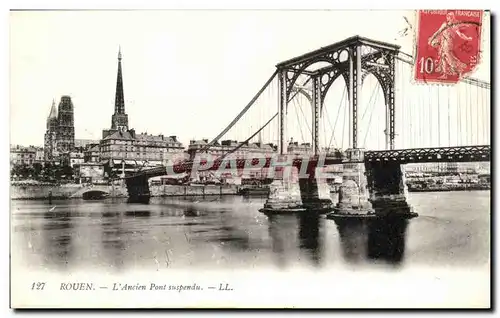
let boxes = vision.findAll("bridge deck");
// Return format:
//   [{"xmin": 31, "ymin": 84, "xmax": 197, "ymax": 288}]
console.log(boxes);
[{"xmin": 127, "ymin": 145, "xmax": 490, "ymax": 179}]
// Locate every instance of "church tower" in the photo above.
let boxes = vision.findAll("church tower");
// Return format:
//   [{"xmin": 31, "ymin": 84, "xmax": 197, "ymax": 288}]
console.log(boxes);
[
  {"xmin": 44, "ymin": 99, "xmax": 58, "ymax": 161},
  {"xmin": 56, "ymin": 95, "xmax": 75, "ymax": 152},
  {"xmin": 111, "ymin": 47, "xmax": 129, "ymax": 131}
]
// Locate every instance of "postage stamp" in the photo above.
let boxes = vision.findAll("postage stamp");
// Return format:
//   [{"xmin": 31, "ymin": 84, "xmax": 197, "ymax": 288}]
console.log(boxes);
[{"xmin": 414, "ymin": 10, "xmax": 483, "ymax": 84}]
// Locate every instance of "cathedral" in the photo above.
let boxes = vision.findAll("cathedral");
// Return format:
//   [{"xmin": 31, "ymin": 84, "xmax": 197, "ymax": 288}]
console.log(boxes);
[
  {"xmin": 100, "ymin": 48, "xmax": 184, "ymax": 175},
  {"xmin": 43, "ymin": 96, "xmax": 75, "ymax": 161}
]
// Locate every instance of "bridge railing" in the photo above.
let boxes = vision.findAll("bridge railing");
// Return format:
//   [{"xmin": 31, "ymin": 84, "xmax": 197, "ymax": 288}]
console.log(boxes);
[{"xmin": 365, "ymin": 145, "xmax": 491, "ymax": 164}]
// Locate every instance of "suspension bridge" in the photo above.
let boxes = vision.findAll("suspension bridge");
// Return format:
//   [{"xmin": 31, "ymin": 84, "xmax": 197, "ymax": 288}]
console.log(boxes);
[{"xmin": 125, "ymin": 35, "xmax": 490, "ymax": 216}]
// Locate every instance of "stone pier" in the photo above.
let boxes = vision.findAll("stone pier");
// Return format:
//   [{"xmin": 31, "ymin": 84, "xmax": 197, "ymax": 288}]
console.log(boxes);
[
  {"xmin": 260, "ymin": 163, "xmax": 334, "ymax": 214},
  {"xmin": 298, "ymin": 178, "xmax": 335, "ymax": 212},
  {"xmin": 366, "ymin": 161, "xmax": 414, "ymax": 216},
  {"xmin": 125, "ymin": 175, "xmax": 151, "ymax": 203},
  {"xmin": 260, "ymin": 148, "xmax": 417, "ymax": 218},
  {"xmin": 327, "ymin": 148, "xmax": 417, "ymax": 219},
  {"xmin": 261, "ymin": 179, "xmax": 303, "ymax": 212},
  {"xmin": 326, "ymin": 148, "xmax": 416, "ymax": 263},
  {"xmin": 332, "ymin": 148, "xmax": 374, "ymax": 216}
]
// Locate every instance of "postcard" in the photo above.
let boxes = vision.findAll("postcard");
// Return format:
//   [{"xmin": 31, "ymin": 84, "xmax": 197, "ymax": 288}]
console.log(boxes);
[{"xmin": 10, "ymin": 9, "xmax": 491, "ymax": 308}]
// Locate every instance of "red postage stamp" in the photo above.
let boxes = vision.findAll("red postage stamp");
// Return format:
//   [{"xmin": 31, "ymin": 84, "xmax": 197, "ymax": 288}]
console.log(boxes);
[{"xmin": 414, "ymin": 10, "xmax": 483, "ymax": 84}]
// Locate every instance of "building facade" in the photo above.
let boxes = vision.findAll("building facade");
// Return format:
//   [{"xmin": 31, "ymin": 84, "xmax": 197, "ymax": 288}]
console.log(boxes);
[
  {"xmin": 10, "ymin": 145, "xmax": 40, "ymax": 166},
  {"xmin": 84, "ymin": 143, "xmax": 101, "ymax": 163},
  {"xmin": 100, "ymin": 130, "xmax": 184, "ymax": 166},
  {"xmin": 187, "ymin": 139, "xmax": 276, "ymax": 160},
  {"xmin": 287, "ymin": 141, "xmax": 312, "ymax": 154},
  {"xmin": 75, "ymin": 139, "xmax": 100, "ymax": 149},
  {"xmin": 75, "ymin": 163, "xmax": 105, "ymax": 184}
]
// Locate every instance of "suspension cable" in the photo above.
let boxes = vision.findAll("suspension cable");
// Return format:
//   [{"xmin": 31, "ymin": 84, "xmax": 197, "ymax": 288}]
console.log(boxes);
[
  {"xmin": 323, "ymin": 98, "xmax": 334, "ymax": 132},
  {"xmin": 322, "ymin": 104, "xmax": 328, "ymax": 149},
  {"xmin": 341, "ymin": 92, "xmax": 347, "ymax": 149},
  {"xmin": 288, "ymin": 77, "xmax": 312, "ymax": 103},
  {"xmin": 486, "ymin": 88, "xmax": 490, "ymax": 144},
  {"xmin": 481, "ymin": 87, "xmax": 485, "ymax": 144},
  {"xmin": 292, "ymin": 98, "xmax": 306, "ymax": 144},
  {"xmin": 201, "ymin": 70, "xmax": 278, "ymax": 153},
  {"xmin": 296, "ymin": 94, "xmax": 312, "ymax": 136},
  {"xmin": 486, "ymin": 87, "xmax": 488, "ymax": 144},
  {"xmin": 458, "ymin": 84, "xmax": 462, "ymax": 145},
  {"xmin": 447, "ymin": 87, "xmax": 452, "ymax": 147},
  {"xmin": 361, "ymin": 79, "xmax": 378, "ymax": 121},
  {"xmin": 327, "ymin": 86, "xmax": 347, "ymax": 150},
  {"xmin": 437, "ymin": 85, "xmax": 441, "ymax": 147},
  {"xmin": 400, "ymin": 60, "xmax": 405, "ymax": 148},
  {"xmin": 478, "ymin": 85, "xmax": 482, "ymax": 144},
  {"xmin": 218, "ymin": 113, "xmax": 278, "ymax": 161},
  {"xmin": 464, "ymin": 82, "xmax": 468, "ymax": 145},
  {"xmin": 363, "ymin": 91, "xmax": 379, "ymax": 148},
  {"xmin": 474, "ymin": 84, "xmax": 478, "ymax": 145},
  {"xmin": 428, "ymin": 86, "xmax": 432, "ymax": 147}
]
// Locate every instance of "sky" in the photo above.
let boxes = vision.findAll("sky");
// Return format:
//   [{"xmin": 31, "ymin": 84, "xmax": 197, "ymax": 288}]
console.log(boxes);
[{"xmin": 9, "ymin": 10, "xmax": 490, "ymax": 149}]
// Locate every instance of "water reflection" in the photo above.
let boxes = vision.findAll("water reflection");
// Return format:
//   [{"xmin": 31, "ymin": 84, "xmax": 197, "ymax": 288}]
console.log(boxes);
[
  {"xmin": 100, "ymin": 211, "xmax": 125, "ymax": 269},
  {"xmin": 201, "ymin": 210, "xmax": 252, "ymax": 251},
  {"xmin": 298, "ymin": 213, "xmax": 321, "ymax": 265},
  {"xmin": 369, "ymin": 217, "xmax": 408, "ymax": 263},
  {"xmin": 267, "ymin": 212, "xmax": 322, "ymax": 267},
  {"xmin": 42, "ymin": 210, "xmax": 73, "ymax": 268},
  {"xmin": 127, "ymin": 197, "xmax": 150, "ymax": 204},
  {"xmin": 125, "ymin": 210, "xmax": 151, "ymax": 217},
  {"xmin": 333, "ymin": 216, "xmax": 408, "ymax": 265},
  {"xmin": 11, "ymin": 191, "xmax": 490, "ymax": 271},
  {"xmin": 184, "ymin": 206, "xmax": 199, "ymax": 217}
]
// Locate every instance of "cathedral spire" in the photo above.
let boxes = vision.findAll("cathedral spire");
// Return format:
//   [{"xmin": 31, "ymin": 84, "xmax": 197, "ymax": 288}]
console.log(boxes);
[
  {"xmin": 111, "ymin": 47, "xmax": 129, "ymax": 131},
  {"xmin": 48, "ymin": 99, "xmax": 57, "ymax": 118},
  {"xmin": 114, "ymin": 47, "xmax": 125, "ymax": 114}
]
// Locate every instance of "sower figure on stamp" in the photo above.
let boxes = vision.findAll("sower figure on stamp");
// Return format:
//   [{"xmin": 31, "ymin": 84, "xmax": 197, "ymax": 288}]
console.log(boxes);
[{"xmin": 428, "ymin": 12, "xmax": 472, "ymax": 79}]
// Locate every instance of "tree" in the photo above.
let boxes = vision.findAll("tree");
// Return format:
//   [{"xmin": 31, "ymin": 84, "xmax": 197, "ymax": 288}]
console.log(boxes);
[
  {"xmin": 42, "ymin": 162, "xmax": 56, "ymax": 182},
  {"xmin": 32, "ymin": 163, "xmax": 43, "ymax": 180}
]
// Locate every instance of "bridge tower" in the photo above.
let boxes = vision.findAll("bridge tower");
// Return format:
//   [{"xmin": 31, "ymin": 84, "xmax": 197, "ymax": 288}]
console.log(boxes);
[
  {"xmin": 276, "ymin": 35, "xmax": 399, "ymax": 154},
  {"xmin": 269, "ymin": 36, "xmax": 414, "ymax": 217}
]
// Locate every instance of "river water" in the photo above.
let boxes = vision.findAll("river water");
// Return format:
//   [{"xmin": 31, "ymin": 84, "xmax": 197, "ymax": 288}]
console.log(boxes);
[{"xmin": 11, "ymin": 191, "xmax": 490, "ymax": 273}]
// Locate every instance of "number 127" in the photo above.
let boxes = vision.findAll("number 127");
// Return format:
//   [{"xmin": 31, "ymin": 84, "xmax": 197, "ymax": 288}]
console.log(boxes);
[{"xmin": 31, "ymin": 282, "xmax": 45, "ymax": 290}]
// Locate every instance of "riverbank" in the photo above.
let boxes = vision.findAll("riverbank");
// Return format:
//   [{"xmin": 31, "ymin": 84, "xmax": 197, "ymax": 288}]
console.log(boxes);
[
  {"xmin": 407, "ymin": 186, "xmax": 491, "ymax": 192},
  {"xmin": 406, "ymin": 182, "xmax": 491, "ymax": 192},
  {"xmin": 10, "ymin": 184, "xmax": 239, "ymax": 200}
]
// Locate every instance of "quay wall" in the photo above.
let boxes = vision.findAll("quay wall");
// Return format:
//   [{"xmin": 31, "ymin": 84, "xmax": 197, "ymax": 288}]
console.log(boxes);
[
  {"xmin": 149, "ymin": 184, "xmax": 238, "ymax": 197},
  {"xmin": 10, "ymin": 184, "xmax": 239, "ymax": 200}
]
